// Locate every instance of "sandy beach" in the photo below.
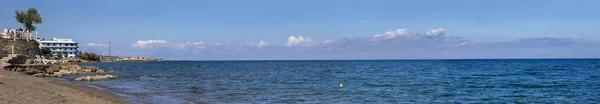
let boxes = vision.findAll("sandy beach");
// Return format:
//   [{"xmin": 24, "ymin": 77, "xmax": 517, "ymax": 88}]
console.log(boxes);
[{"xmin": 0, "ymin": 68, "xmax": 128, "ymax": 104}]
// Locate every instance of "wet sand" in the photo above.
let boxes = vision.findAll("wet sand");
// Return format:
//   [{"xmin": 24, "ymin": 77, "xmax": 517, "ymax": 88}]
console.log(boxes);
[{"xmin": 0, "ymin": 69, "xmax": 128, "ymax": 104}]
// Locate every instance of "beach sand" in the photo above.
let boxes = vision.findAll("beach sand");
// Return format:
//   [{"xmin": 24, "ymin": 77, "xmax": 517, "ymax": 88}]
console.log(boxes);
[{"xmin": 0, "ymin": 69, "xmax": 128, "ymax": 104}]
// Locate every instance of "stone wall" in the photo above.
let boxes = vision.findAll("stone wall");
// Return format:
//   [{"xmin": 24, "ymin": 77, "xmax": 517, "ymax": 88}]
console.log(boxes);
[{"xmin": 0, "ymin": 39, "xmax": 41, "ymax": 59}]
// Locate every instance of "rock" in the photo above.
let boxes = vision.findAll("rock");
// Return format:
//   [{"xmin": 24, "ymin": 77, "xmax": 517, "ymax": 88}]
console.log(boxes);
[
  {"xmin": 33, "ymin": 73, "xmax": 64, "ymax": 77},
  {"xmin": 57, "ymin": 70, "xmax": 74, "ymax": 74},
  {"xmin": 81, "ymin": 66, "xmax": 100, "ymax": 71},
  {"xmin": 46, "ymin": 64, "xmax": 106, "ymax": 74},
  {"xmin": 82, "ymin": 69, "xmax": 92, "ymax": 73},
  {"xmin": 25, "ymin": 68, "xmax": 43, "ymax": 75},
  {"xmin": 95, "ymin": 69, "xmax": 106, "ymax": 74},
  {"xmin": 46, "ymin": 64, "xmax": 82, "ymax": 72},
  {"xmin": 14, "ymin": 67, "xmax": 24, "ymax": 72},
  {"xmin": 33, "ymin": 73, "xmax": 45, "ymax": 77},
  {"xmin": 73, "ymin": 75, "xmax": 118, "ymax": 81},
  {"xmin": 139, "ymin": 76, "xmax": 151, "ymax": 79},
  {"xmin": 52, "ymin": 72, "xmax": 66, "ymax": 77},
  {"xmin": 107, "ymin": 70, "xmax": 117, "ymax": 73}
]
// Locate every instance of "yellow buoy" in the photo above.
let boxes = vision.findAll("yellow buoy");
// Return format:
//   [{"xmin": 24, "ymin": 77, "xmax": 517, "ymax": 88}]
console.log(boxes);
[{"xmin": 340, "ymin": 83, "xmax": 343, "ymax": 88}]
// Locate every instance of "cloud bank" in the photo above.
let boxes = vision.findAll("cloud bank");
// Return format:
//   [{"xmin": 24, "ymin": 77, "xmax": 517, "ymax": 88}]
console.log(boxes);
[{"xmin": 80, "ymin": 28, "xmax": 599, "ymax": 60}]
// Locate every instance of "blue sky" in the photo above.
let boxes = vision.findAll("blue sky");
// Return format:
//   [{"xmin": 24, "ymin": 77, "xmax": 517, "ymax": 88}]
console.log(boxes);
[{"xmin": 1, "ymin": 0, "xmax": 599, "ymax": 60}]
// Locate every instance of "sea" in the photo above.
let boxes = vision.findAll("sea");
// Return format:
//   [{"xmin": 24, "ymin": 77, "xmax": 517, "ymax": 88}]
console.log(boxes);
[{"xmin": 61, "ymin": 59, "xmax": 600, "ymax": 103}]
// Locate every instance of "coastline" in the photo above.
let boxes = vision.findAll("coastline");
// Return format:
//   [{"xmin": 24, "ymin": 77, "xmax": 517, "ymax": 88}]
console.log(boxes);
[{"xmin": 0, "ymin": 68, "xmax": 128, "ymax": 104}]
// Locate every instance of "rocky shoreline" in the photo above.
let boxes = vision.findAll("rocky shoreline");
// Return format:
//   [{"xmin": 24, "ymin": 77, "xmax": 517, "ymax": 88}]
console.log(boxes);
[
  {"xmin": 0, "ymin": 67, "xmax": 128, "ymax": 104},
  {"xmin": 5, "ymin": 63, "xmax": 118, "ymax": 81}
]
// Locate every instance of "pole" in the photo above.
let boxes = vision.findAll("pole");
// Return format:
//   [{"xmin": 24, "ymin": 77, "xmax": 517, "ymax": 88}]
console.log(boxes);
[{"xmin": 108, "ymin": 40, "xmax": 111, "ymax": 61}]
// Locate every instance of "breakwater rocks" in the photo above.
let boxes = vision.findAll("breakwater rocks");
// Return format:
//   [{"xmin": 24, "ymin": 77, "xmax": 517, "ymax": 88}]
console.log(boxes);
[
  {"xmin": 5, "ymin": 64, "xmax": 118, "ymax": 81},
  {"xmin": 73, "ymin": 75, "xmax": 118, "ymax": 81}
]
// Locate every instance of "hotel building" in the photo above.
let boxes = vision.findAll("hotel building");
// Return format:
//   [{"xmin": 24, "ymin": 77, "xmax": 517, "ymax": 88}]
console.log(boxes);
[{"xmin": 40, "ymin": 37, "xmax": 79, "ymax": 57}]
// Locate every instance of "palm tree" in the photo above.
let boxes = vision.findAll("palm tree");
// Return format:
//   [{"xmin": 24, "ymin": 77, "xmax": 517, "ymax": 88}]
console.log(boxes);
[{"xmin": 14, "ymin": 7, "xmax": 43, "ymax": 32}]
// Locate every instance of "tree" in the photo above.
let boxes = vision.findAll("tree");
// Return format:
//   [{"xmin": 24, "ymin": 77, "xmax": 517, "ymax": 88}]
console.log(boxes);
[
  {"xmin": 41, "ymin": 48, "xmax": 51, "ymax": 55},
  {"xmin": 82, "ymin": 52, "xmax": 89, "ymax": 60},
  {"xmin": 15, "ymin": 7, "xmax": 42, "ymax": 32},
  {"xmin": 57, "ymin": 52, "xmax": 64, "ymax": 58},
  {"xmin": 76, "ymin": 52, "xmax": 82, "ymax": 58}
]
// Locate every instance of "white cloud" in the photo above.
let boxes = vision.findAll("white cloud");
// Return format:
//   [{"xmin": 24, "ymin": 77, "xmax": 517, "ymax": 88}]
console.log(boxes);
[
  {"xmin": 312, "ymin": 28, "xmax": 470, "ymax": 49},
  {"xmin": 373, "ymin": 29, "xmax": 413, "ymax": 40},
  {"xmin": 87, "ymin": 43, "xmax": 108, "ymax": 47},
  {"xmin": 257, "ymin": 41, "xmax": 269, "ymax": 47},
  {"xmin": 124, "ymin": 28, "xmax": 597, "ymax": 60},
  {"xmin": 176, "ymin": 42, "xmax": 205, "ymax": 49},
  {"xmin": 132, "ymin": 40, "xmax": 171, "ymax": 48},
  {"xmin": 425, "ymin": 28, "xmax": 445, "ymax": 37},
  {"xmin": 286, "ymin": 36, "xmax": 312, "ymax": 46}
]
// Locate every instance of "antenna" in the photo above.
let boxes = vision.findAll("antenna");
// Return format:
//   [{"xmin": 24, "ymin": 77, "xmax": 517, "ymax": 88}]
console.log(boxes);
[{"xmin": 108, "ymin": 40, "xmax": 111, "ymax": 62}]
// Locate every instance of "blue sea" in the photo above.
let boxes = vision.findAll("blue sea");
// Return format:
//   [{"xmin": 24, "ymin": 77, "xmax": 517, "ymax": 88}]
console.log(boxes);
[{"xmin": 67, "ymin": 59, "xmax": 600, "ymax": 103}]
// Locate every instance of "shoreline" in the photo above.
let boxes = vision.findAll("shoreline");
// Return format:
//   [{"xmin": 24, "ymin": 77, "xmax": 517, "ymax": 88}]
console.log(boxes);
[{"xmin": 0, "ymin": 68, "xmax": 128, "ymax": 104}]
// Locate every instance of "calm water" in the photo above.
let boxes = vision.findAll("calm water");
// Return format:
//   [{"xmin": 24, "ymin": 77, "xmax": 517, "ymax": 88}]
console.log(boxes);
[{"xmin": 71, "ymin": 60, "xmax": 600, "ymax": 103}]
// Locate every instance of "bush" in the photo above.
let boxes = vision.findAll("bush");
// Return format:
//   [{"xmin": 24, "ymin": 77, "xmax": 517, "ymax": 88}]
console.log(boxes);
[
  {"xmin": 41, "ymin": 48, "xmax": 51, "ymax": 55},
  {"xmin": 78, "ymin": 51, "xmax": 101, "ymax": 61}
]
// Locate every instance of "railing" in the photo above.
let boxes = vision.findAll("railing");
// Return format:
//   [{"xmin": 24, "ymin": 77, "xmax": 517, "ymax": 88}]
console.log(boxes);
[
  {"xmin": 2, "ymin": 29, "xmax": 38, "ymax": 41},
  {"xmin": 50, "ymin": 50, "xmax": 78, "ymax": 52},
  {"xmin": 41, "ymin": 46, "xmax": 78, "ymax": 48}
]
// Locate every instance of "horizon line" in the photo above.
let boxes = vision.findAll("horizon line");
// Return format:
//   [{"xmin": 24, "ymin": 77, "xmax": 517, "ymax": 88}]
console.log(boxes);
[{"xmin": 154, "ymin": 57, "xmax": 600, "ymax": 61}]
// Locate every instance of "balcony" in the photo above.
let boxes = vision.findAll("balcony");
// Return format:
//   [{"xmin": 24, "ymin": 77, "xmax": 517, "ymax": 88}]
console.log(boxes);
[
  {"xmin": 41, "ymin": 45, "xmax": 78, "ymax": 48},
  {"xmin": 50, "ymin": 50, "xmax": 78, "ymax": 52}
]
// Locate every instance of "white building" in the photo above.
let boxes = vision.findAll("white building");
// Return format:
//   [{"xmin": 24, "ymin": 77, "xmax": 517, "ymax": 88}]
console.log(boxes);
[
  {"xmin": 40, "ymin": 37, "xmax": 79, "ymax": 57},
  {"xmin": 2, "ymin": 28, "xmax": 37, "ymax": 40}
]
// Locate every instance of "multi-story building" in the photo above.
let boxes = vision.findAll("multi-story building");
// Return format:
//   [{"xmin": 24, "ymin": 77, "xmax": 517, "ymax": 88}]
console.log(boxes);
[{"xmin": 40, "ymin": 37, "xmax": 79, "ymax": 57}]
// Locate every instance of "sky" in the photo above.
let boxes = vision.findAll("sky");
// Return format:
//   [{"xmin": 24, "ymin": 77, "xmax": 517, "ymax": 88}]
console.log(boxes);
[{"xmin": 1, "ymin": 0, "xmax": 600, "ymax": 60}]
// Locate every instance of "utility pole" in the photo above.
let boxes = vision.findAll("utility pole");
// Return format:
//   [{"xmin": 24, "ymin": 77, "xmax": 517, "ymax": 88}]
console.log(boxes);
[{"xmin": 108, "ymin": 40, "xmax": 111, "ymax": 62}]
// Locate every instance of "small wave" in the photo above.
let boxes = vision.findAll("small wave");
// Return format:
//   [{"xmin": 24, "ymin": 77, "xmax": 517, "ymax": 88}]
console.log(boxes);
[
  {"xmin": 363, "ymin": 83, "xmax": 394, "ymax": 87},
  {"xmin": 189, "ymin": 86, "xmax": 206, "ymax": 94},
  {"xmin": 471, "ymin": 74, "xmax": 502, "ymax": 77},
  {"xmin": 467, "ymin": 85, "xmax": 496, "ymax": 88},
  {"xmin": 137, "ymin": 76, "xmax": 172, "ymax": 79},
  {"xmin": 509, "ymin": 83, "xmax": 568, "ymax": 88},
  {"xmin": 439, "ymin": 93, "xmax": 457, "ymax": 97}
]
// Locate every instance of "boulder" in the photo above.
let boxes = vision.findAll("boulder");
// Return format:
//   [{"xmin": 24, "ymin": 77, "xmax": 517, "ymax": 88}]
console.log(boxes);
[
  {"xmin": 32, "ymin": 73, "xmax": 45, "ymax": 77},
  {"xmin": 73, "ymin": 75, "xmax": 117, "ymax": 81},
  {"xmin": 57, "ymin": 69, "xmax": 75, "ymax": 74},
  {"xmin": 24, "ymin": 68, "xmax": 43, "ymax": 74},
  {"xmin": 107, "ymin": 70, "xmax": 117, "ymax": 73},
  {"xmin": 52, "ymin": 72, "xmax": 66, "ymax": 77},
  {"xmin": 32, "ymin": 73, "xmax": 64, "ymax": 77},
  {"xmin": 81, "ymin": 66, "xmax": 100, "ymax": 72},
  {"xmin": 46, "ymin": 64, "xmax": 81, "ymax": 73},
  {"xmin": 46, "ymin": 64, "xmax": 106, "ymax": 74},
  {"xmin": 13, "ymin": 67, "xmax": 25, "ymax": 72},
  {"xmin": 95, "ymin": 69, "xmax": 106, "ymax": 74}
]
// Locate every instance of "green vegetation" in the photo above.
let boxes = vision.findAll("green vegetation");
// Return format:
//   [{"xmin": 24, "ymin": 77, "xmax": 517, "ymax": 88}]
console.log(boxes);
[
  {"xmin": 14, "ymin": 7, "xmax": 43, "ymax": 32},
  {"xmin": 78, "ymin": 52, "xmax": 101, "ymax": 61},
  {"xmin": 41, "ymin": 48, "xmax": 51, "ymax": 55}
]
